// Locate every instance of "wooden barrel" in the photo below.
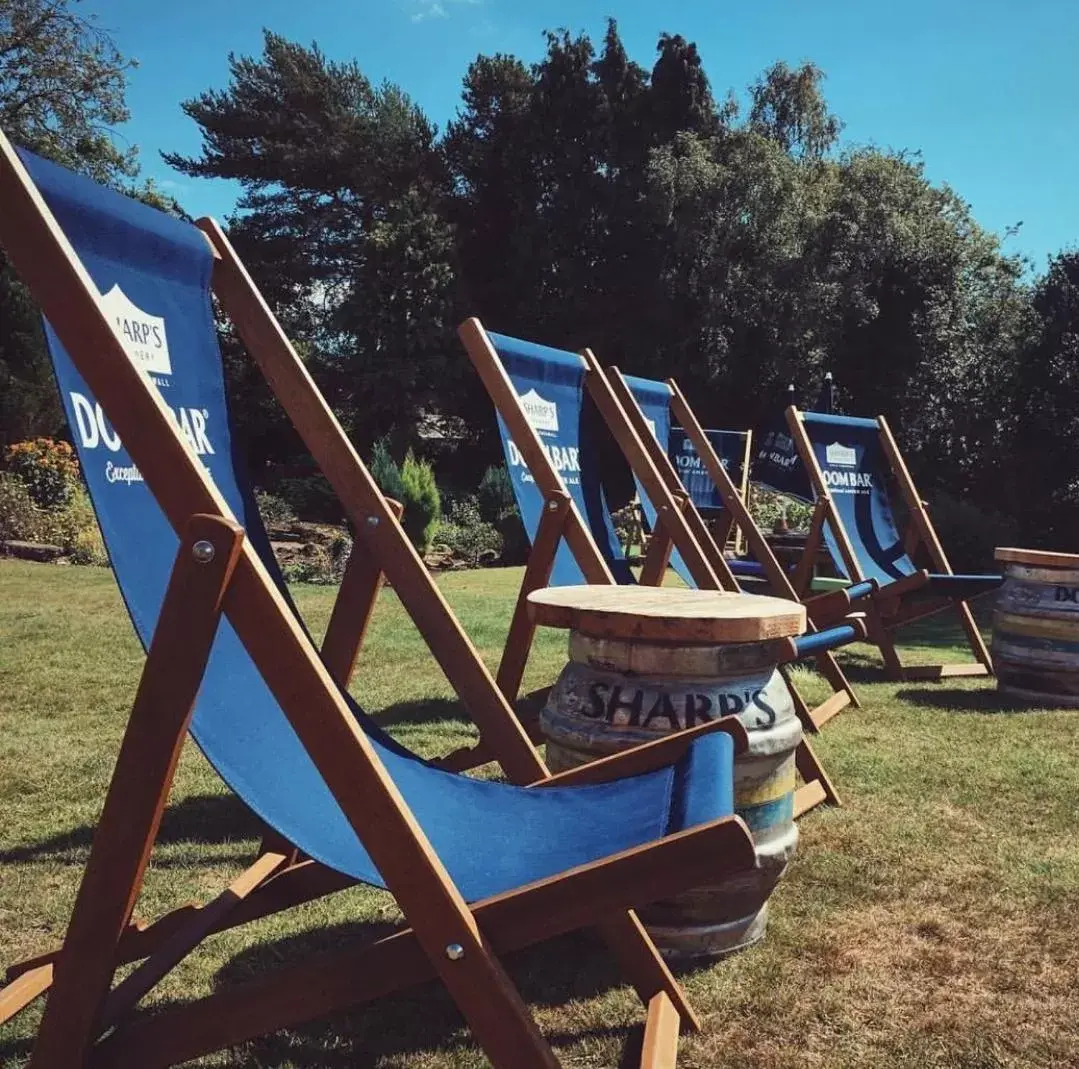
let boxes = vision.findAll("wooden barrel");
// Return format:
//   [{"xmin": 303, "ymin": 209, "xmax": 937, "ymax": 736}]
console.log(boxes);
[
  {"xmin": 993, "ymin": 547, "xmax": 1079, "ymax": 706},
  {"xmin": 528, "ymin": 585, "xmax": 807, "ymax": 963}
]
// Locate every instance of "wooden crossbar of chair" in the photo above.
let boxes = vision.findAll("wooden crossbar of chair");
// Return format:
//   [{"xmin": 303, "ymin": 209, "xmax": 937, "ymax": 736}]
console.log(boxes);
[
  {"xmin": 0, "ymin": 135, "xmax": 757, "ymax": 1069},
  {"xmin": 784, "ymin": 405, "xmax": 994, "ymax": 681}
]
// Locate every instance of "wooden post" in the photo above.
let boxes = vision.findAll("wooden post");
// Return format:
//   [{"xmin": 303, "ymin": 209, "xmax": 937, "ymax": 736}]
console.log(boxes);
[
  {"xmin": 495, "ymin": 493, "xmax": 570, "ymax": 702},
  {"xmin": 28, "ymin": 516, "xmax": 245, "ymax": 1067},
  {"xmin": 320, "ymin": 498, "xmax": 405, "ymax": 688}
]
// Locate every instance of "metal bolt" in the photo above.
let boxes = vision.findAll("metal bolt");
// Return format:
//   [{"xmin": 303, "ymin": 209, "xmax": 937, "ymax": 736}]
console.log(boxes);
[
  {"xmin": 366, "ymin": 515, "xmax": 380, "ymax": 528},
  {"xmin": 191, "ymin": 540, "xmax": 215, "ymax": 564},
  {"xmin": 445, "ymin": 943, "xmax": 465, "ymax": 961},
  {"xmin": 547, "ymin": 500, "xmax": 559, "ymax": 511}
]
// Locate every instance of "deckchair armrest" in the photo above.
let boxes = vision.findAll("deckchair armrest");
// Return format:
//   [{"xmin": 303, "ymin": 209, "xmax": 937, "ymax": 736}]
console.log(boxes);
[
  {"xmin": 789, "ymin": 620, "xmax": 867, "ymax": 661},
  {"xmin": 804, "ymin": 580, "xmax": 878, "ymax": 627},
  {"xmin": 876, "ymin": 570, "xmax": 931, "ymax": 601},
  {"xmin": 530, "ymin": 715, "xmax": 748, "ymax": 789}
]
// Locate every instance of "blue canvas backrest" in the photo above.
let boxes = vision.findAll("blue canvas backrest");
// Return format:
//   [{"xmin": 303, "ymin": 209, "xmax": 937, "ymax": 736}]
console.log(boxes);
[
  {"xmin": 753, "ymin": 414, "xmax": 814, "ymax": 503},
  {"xmin": 620, "ymin": 373, "xmax": 695, "ymax": 588},
  {"xmin": 488, "ymin": 332, "xmax": 631, "ymax": 584},
  {"xmin": 801, "ymin": 411, "xmax": 918, "ymax": 585},
  {"xmin": 18, "ymin": 148, "xmax": 397, "ymax": 888},
  {"xmin": 668, "ymin": 428, "xmax": 748, "ymax": 512}
]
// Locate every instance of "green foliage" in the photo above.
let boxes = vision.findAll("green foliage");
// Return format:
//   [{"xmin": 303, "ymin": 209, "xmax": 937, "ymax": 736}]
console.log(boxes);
[
  {"xmin": 3, "ymin": 438, "xmax": 80, "ymax": 507},
  {"xmin": 748, "ymin": 488, "xmax": 814, "ymax": 535},
  {"xmin": 477, "ymin": 465, "xmax": 515, "ymax": 523},
  {"xmin": 0, "ymin": 473, "xmax": 106, "ymax": 563},
  {"xmin": 432, "ymin": 496, "xmax": 502, "ymax": 566},
  {"xmin": 925, "ymin": 493, "xmax": 1020, "ymax": 573},
  {"xmin": 254, "ymin": 489, "xmax": 297, "ymax": 528},
  {"xmin": 399, "ymin": 450, "xmax": 441, "ymax": 553},
  {"xmin": 275, "ymin": 474, "xmax": 341, "ymax": 523},
  {"xmin": 279, "ymin": 531, "xmax": 352, "ymax": 586},
  {"xmin": 369, "ymin": 438, "xmax": 405, "ymax": 501}
]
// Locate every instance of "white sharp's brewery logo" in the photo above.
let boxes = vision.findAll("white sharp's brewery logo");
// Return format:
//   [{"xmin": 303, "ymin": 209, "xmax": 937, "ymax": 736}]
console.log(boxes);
[
  {"xmin": 100, "ymin": 285, "xmax": 172, "ymax": 378},
  {"xmin": 66, "ymin": 287, "xmax": 217, "ymax": 482},
  {"xmin": 505, "ymin": 386, "xmax": 579, "ymax": 484},
  {"xmin": 825, "ymin": 442, "xmax": 857, "ymax": 467},
  {"xmin": 822, "ymin": 441, "xmax": 873, "ymax": 491},
  {"xmin": 519, "ymin": 389, "xmax": 559, "ymax": 434}
]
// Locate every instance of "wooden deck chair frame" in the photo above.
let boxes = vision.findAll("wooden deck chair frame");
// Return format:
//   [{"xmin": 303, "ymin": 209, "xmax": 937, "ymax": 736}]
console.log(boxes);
[
  {"xmin": 459, "ymin": 319, "xmax": 844, "ymax": 817},
  {"xmin": 785, "ymin": 405, "xmax": 994, "ymax": 681},
  {"xmin": 0, "ymin": 136, "xmax": 759, "ymax": 1069},
  {"xmin": 603, "ymin": 367, "xmax": 862, "ymax": 735}
]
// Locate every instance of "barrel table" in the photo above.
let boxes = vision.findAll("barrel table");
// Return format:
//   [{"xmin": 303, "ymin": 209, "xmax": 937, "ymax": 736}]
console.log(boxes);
[
  {"xmin": 994, "ymin": 547, "xmax": 1079, "ymax": 706},
  {"xmin": 527, "ymin": 584, "xmax": 807, "ymax": 962}
]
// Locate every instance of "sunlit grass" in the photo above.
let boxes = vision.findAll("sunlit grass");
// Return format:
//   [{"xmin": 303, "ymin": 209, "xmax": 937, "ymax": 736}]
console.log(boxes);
[{"xmin": 1, "ymin": 560, "xmax": 1077, "ymax": 1068}]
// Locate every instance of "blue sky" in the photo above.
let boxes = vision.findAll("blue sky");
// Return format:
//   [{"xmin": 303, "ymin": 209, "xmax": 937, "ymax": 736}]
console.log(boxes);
[{"xmin": 90, "ymin": 0, "xmax": 1077, "ymax": 271}]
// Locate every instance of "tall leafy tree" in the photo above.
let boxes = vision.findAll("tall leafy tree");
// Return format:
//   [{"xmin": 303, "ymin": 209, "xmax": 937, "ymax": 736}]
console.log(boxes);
[{"xmin": 167, "ymin": 32, "xmax": 457, "ymax": 465}]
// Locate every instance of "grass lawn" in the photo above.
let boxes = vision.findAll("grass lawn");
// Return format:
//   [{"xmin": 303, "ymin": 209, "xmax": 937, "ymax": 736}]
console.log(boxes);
[{"xmin": 2, "ymin": 558, "xmax": 1078, "ymax": 1068}]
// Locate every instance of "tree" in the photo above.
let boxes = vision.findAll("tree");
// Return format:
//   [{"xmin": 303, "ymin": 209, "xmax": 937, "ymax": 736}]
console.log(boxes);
[
  {"xmin": 167, "ymin": 32, "xmax": 458, "ymax": 465},
  {"xmin": 749, "ymin": 61, "xmax": 842, "ymax": 160},
  {"xmin": 0, "ymin": 0, "xmax": 139, "ymax": 446}
]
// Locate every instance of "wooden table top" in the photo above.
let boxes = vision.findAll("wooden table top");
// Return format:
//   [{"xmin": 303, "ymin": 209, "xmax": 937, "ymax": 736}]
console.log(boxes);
[
  {"xmin": 526, "ymin": 584, "xmax": 806, "ymax": 643},
  {"xmin": 996, "ymin": 546, "xmax": 1079, "ymax": 569}
]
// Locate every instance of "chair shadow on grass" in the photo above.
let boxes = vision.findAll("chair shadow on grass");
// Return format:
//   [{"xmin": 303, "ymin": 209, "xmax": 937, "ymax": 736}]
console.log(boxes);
[
  {"xmin": 0, "ymin": 791, "xmax": 261, "ymax": 865},
  {"xmin": 183, "ymin": 922, "xmax": 649, "ymax": 1067},
  {"xmin": 896, "ymin": 686, "xmax": 1033, "ymax": 715}
]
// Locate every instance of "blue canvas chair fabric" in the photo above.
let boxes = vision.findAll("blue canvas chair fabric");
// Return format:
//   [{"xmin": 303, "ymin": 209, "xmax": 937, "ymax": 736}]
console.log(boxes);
[
  {"xmin": 491, "ymin": 332, "xmax": 634, "ymax": 586},
  {"xmin": 0, "ymin": 144, "xmax": 758, "ymax": 1069},
  {"xmin": 669, "ymin": 427, "xmax": 749, "ymax": 512},
  {"xmin": 789, "ymin": 407, "xmax": 1000, "ymax": 679}
]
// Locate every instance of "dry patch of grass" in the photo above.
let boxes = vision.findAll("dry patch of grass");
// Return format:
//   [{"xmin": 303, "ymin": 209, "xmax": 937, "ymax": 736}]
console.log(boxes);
[{"xmin": 2, "ymin": 560, "xmax": 1079, "ymax": 1068}]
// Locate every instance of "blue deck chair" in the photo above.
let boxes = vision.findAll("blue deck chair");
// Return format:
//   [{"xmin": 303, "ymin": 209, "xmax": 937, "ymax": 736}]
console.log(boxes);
[
  {"xmin": 458, "ymin": 320, "xmax": 864, "ymax": 816},
  {"xmin": 601, "ymin": 367, "xmax": 865, "ymax": 735},
  {"xmin": 786, "ymin": 406, "xmax": 1002, "ymax": 680},
  {"xmin": 0, "ymin": 139, "xmax": 760, "ymax": 1069}
]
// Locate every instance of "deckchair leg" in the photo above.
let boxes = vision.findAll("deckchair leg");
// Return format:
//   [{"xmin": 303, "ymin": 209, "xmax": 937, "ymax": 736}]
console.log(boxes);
[
  {"xmin": 640, "ymin": 512, "xmax": 675, "ymax": 586},
  {"xmin": 793, "ymin": 739, "xmax": 841, "ymax": 816},
  {"xmin": 495, "ymin": 493, "xmax": 570, "ymax": 703},
  {"xmin": 957, "ymin": 600, "xmax": 994, "ymax": 674},
  {"xmin": 598, "ymin": 913, "xmax": 699, "ymax": 1031},
  {"xmin": 321, "ymin": 498, "xmax": 405, "ymax": 687},
  {"xmin": 816, "ymin": 650, "xmax": 862, "ymax": 710},
  {"xmin": 641, "ymin": 991, "xmax": 681, "ymax": 1069},
  {"xmin": 27, "ymin": 516, "xmax": 245, "ymax": 1069}
]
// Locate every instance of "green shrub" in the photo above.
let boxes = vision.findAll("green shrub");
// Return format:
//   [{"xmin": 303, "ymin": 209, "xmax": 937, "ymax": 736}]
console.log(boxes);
[
  {"xmin": 477, "ymin": 465, "xmax": 516, "ymax": 523},
  {"xmin": 275, "ymin": 474, "xmax": 341, "ymax": 523},
  {"xmin": 369, "ymin": 438, "xmax": 405, "ymax": 501},
  {"xmin": 0, "ymin": 475, "xmax": 106, "ymax": 565},
  {"xmin": 433, "ymin": 496, "xmax": 503, "ymax": 566},
  {"xmin": 748, "ymin": 487, "xmax": 814, "ymax": 534},
  {"xmin": 3, "ymin": 438, "xmax": 80, "ymax": 508},
  {"xmin": 279, "ymin": 530, "xmax": 353, "ymax": 585},
  {"xmin": 925, "ymin": 492, "xmax": 1020, "ymax": 573},
  {"xmin": 399, "ymin": 449, "xmax": 441, "ymax": 553},
  {"xmin": 254, "ymin": 489, "xmax": 297, "ymax": 528}
]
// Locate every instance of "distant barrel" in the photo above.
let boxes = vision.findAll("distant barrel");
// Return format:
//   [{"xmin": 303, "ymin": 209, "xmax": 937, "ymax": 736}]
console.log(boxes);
[
  {"xmin": 993, "ymin": 547, "xmax": 1079, "ymax": 706},
  {"xmin": 541, "ymin": 631, "xmax": 800, "ymax": 962}
]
